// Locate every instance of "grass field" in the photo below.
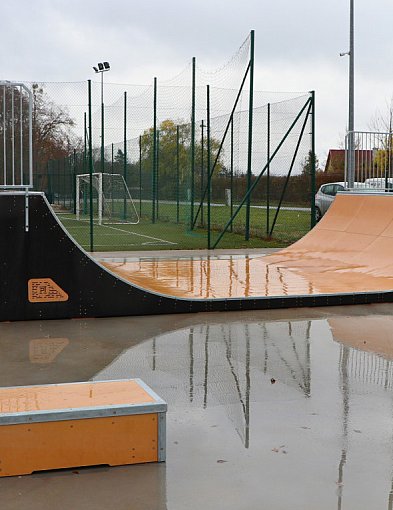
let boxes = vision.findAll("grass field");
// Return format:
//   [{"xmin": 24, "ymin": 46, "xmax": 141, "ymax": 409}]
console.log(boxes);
[{"xmin": 57, "ymin": 202, "xmax": 311, "ymax": 251}]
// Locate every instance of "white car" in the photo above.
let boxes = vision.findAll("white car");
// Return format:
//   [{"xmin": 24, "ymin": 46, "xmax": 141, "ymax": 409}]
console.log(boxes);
[
  {"xmin": 315, "ymin": 181, "xmax": 366, "ymax": 221},
  {"xmin": 364, "ymin": 177, "xmax": 393, "ymax": 189}
]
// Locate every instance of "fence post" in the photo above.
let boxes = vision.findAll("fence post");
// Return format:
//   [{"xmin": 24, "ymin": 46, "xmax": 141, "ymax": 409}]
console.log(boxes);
[
  {"xmin": 139, "ymin": 135, "xmax": 142, "ymax": 216},
  {"xmin": 200, "ymin": 119, "xmax": 204, "ymax": 227},
  {"xmin": 88, "ymin": 80, "xmax": 94, "ymax": 252},
  {"xmin": 73, "ymin": 149, "xmax": 77, "ymax": 214},
  {"xmin": 123, "ymin": 90, "xmax": 127, "ymax": 221},
  {"xmin": 190, "ymin": 56, "xmax": 196, "ymax": 230},
  {"xmin": 176, "ymin": 125, "xmax": 180, "ymax": 223},
  {"xmin": 207, "ymin": 85, "xmax": 211, "ymax": 250},
  {"xmin": 230, "ymin": 117, "xmax": 234, "ymax": 232},
  {"xmin": 152, "ymin": 77, "xmax": 157, "ymax": 223},
  {"xmin": 111, "ymin": 143, "xmax": 114, "ymax": 217},
  {"xmin": 245, "ymin": 29, "xmax": 255, "ymax": 241},
  {"xmin": 156, "ymin": 129, "xmax": 160, "ymax": 219},
  {"xmin": 266, "ymin": 103, "xmax": 270, "ymax": 237},
  {"xmin": 310, "ymin": 90, "xmax": 316, "ymax": 228},
  {"xmin": 47, "ymin": 160, "xmax": 52, "ymax": 203},
  {"xmin": 83, "ymin": 112, "xmax": 87, "ymax": 176},
  {"xmin": 63, "ymin": 158, "xmax": 66, "ymax": 208}
]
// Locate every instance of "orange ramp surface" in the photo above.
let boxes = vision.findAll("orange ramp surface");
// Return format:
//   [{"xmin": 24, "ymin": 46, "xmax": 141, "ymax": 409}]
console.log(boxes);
[{"xmin": 103, "ymin": 193, "xmax": 393, "ymax": 299}]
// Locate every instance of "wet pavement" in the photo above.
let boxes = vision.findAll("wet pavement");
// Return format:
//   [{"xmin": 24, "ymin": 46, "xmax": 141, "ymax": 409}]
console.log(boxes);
[{"xmin": 2, "ymin": 304, "xmax": 393, "ymax": 509}]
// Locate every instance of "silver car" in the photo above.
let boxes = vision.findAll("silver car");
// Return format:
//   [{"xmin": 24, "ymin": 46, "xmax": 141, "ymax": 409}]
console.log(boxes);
[{"xmin": 315, "ymin": 182, "xmax": 346, "ymax": 222}]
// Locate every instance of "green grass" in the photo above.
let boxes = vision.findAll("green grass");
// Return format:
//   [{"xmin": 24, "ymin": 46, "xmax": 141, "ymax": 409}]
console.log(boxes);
[{"xmin": 57, "ymin": 202, "xmax": 311, "ymax": 252}]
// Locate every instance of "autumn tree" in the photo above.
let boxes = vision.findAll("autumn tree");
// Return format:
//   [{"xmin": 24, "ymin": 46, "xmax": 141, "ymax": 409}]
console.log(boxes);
[
  {"xmin": 32, "ymin": 84, "xmax": 81, "ymax": 173},
  {"xmin": 139, "ymin": 119, "xmax": 224, "ymax": 200}
]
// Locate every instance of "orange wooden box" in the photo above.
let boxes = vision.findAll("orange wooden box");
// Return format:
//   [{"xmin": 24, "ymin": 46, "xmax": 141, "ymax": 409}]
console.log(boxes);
[{"xmin": 0, "ymin": 379, "xmax": 166, "ymax": 477}]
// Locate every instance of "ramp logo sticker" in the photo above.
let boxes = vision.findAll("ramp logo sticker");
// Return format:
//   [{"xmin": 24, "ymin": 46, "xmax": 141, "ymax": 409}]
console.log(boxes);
[{"xmin": 28, "ymin": 278, "xmax": 69, "ymax": 303}]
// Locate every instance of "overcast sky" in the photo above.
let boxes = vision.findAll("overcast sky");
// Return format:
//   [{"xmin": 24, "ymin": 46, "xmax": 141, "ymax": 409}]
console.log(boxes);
[{"xmin": 1, "ymin": 0, "xmax": 393, "ymax": 165}]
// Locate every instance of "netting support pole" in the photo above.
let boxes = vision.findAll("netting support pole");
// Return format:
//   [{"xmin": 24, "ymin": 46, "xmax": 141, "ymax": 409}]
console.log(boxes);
[
  {"xmin": 88, "ymin": 80, "xmax": 94, "ymax": 252},
  {"xmin": 230, "ymin": 117, "xmax": 234, "ymax": 233},
  {"xmin": 156, "ymin": 129, "xmax": 160, "ymax": 219},
  {"xmin": 57, "ymin": 160, "xmax": 61, "ymax": 205},
  {"xmin": 266, "ymin": 103, "xmax": 270, "ymax": 237},
  {"xmin": 152, "ymin": 77, "xmax": 157, "ymax": 223},
  {"xmin": 83, "ymin": 112, "xmax": 87, "ymax": 175},
  {"xmin": 101, "ymin": 73, "xmax": 105, "ymax": 173},
  {"xmin": 200, "ymin": 119, "xmax": 204, "ymax": 227},
  {"xmin": 111, "ymin": 143, "xmax": 114, "ymax": 174},
  {"xmin": 139, "ymin": 135, "xmax": 142, "ymax": 217},
  {"xmin": 76, "ymin": 173, "xmax": 80, "ymax": 220},
  {"xmin": 111, "ymin": 143, "xmax": 114, "ymax": 216},
  {"xmin": 245, "ymin": 29, "xmax": 255, "ymax": 241},
  {"xmin": 63, "ymin": 158, "xmax": 66, "ymax": 208},
  {"xmin": 310, "ymin": 91, "xmax": 316, "ymax": 228},
  {"xmin": 190, "ymin": 56, "xmax": 196, "ymax": 230},
  {"xmin": 73, "ymin": 149, "xmax": 77, "ymax": 214},
  {"xmin": 207, "ymin": 85, "xmax": 211, "ymax": 250},
  {"xmin": 176, "ymin": 125, "xmax": 180, "ymax": 223},
  {"xmin": 47, "ymin": 160, "xmax": 52, "ymax": 204},
  {"xmin": 123, "ymin": 90, "xmax": 127, "ymax": 221},
  {"xmin": 98, "ymin": 172, "xmax": 103, "ymax": 226}
]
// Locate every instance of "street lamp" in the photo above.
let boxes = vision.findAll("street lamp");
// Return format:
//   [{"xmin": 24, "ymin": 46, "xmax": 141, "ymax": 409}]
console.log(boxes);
[
  {"xmin": 340, "ymin": 0, "xmax": 354, "ymax": 187},
  {"xmin": 93, "ymin": 62, "xmax": 110, "ymax": 172}
]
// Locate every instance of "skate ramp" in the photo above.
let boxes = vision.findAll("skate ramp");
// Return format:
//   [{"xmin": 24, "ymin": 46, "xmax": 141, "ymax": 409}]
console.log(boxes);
[{"xmin": 2, "ymin": 192, "xmax": 393, "ymax": 322}]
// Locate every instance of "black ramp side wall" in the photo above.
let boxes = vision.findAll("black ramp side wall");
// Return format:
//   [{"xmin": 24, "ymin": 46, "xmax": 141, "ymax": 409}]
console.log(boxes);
[{"xmin": 0, "ymin": 193, "xmax": 206, "ymax": 321}]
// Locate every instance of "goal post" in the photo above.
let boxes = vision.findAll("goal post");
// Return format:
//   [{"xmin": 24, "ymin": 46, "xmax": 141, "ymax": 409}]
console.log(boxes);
[{"xmin": 75, "ymin": 173, "xmax": 139, "ymax": 225}]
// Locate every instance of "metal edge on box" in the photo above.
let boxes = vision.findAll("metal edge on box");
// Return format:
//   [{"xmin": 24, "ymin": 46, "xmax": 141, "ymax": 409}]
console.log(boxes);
[
  {"xmin": 135, "ymin": 378, "xmax": 167, "ymax": 408},
  {"xmin": 158, "ymin": 413, "xmax": 166, "ymax": 462},
  {"xmin": 0, "ymin": 379, "xmax": 167, "ymax": 426},
  {"xmin": 0, "ymin": 402, "xmax": 168, "ymax": 426}
]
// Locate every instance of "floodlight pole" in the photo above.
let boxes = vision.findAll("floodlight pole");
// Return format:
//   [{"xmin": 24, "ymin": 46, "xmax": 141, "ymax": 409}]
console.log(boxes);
[
  {"xmin": 101, "ymin": 71, "xmax": 105, "ymax": 173},
  {"xmin": 93, "ymin": 62, "xmax": 110, "ymax": 174},
  {"xmin": 348, "ymin": 0, "xmax": 355, "ymax": 186}
]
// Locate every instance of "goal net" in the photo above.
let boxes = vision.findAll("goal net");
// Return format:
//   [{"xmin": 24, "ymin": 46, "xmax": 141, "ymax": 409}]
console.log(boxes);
[{"xmin": 75, "ymin": 173, "xmax": 139, "ymax": 225}]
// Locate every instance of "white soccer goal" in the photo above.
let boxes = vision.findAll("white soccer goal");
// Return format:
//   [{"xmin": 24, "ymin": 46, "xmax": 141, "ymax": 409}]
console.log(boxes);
[{"xmin": 75, "ymin": 173, "xmax": 139, "ymax": 225}]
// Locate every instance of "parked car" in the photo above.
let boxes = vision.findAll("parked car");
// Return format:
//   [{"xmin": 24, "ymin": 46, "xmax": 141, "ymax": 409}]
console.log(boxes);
[
  {"xmin": 364, "ymin": 177, "xmax": 393, "ymax": 190},
  {"xmin": 315, "ymin": 181, "xmax": 365, "ymax": 222}
]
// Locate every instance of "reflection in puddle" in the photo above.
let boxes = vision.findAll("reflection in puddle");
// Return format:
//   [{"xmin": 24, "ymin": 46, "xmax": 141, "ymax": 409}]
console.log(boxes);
[
  {"xmin": 94, "ymin": 321, "xmax": 313, "ymax": 448},
  {"xmin": 2, "ymin": 310, "xmax": 393, "ymax": 509},
  {"xmin": 89, "ymin": 314, "xmax": 393, "ymax": 509},
  {"xmin": 29, "ymin": 338, "xmax": 69, "ymax": 364}
]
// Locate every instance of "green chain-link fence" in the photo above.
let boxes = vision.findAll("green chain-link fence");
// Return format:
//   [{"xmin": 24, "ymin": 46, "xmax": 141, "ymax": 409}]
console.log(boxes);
[{"xmin": 29, "ymin": 32, "xmax": 315, "ymax": 252}]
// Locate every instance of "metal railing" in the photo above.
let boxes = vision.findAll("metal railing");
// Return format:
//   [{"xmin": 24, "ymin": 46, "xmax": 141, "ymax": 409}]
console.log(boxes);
[
  {"xmin": 345, "ymin": 130, "xmax": 393, "ymax": 190},
  {"xmin": 0, "ymin": 81, "xmax": 33, "ymax": 189},
  {"xmin": 0, "ymin": 81, "xmax": 33, "ymax": 231}
]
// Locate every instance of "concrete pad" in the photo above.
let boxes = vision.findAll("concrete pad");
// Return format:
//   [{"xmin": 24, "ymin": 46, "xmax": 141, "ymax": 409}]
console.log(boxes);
[{"xmin": 1, "ymin": 304, "xmax": 393, "ymax": 509}]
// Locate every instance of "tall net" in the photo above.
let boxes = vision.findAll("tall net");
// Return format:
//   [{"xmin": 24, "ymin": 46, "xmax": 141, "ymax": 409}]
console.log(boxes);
[{"xmin": 22, "ymin": 32, "xmax": 313, "ymax": 252}]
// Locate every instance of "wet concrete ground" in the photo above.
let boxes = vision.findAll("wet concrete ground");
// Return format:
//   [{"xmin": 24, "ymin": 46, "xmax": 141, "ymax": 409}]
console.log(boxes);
[{"xmin": 2, "ymin": 303, "xmax": 393, "ymax": 509}]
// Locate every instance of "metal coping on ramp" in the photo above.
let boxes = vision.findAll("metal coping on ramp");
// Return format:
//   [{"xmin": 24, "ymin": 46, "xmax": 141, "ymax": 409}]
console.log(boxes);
[{"xmin": 1, "ymin": 191, "xmax": 393, "ymax": 322}]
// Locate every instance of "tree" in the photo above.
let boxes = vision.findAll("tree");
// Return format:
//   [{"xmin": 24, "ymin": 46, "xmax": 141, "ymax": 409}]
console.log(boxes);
[
  {"xmin": 140, "ymin": 118, "xmax": 225, "ymax": 200},
  {"xmin": 301, "ymin": 151, "xmax": 319, "ymax": 176},
  {"xmin": 369, "ymin": 99, "xmax": 393, "ymax": 179},
  {"xmin": 32, "ymin": 84, "xmax": 81, "ymax": 173}
]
